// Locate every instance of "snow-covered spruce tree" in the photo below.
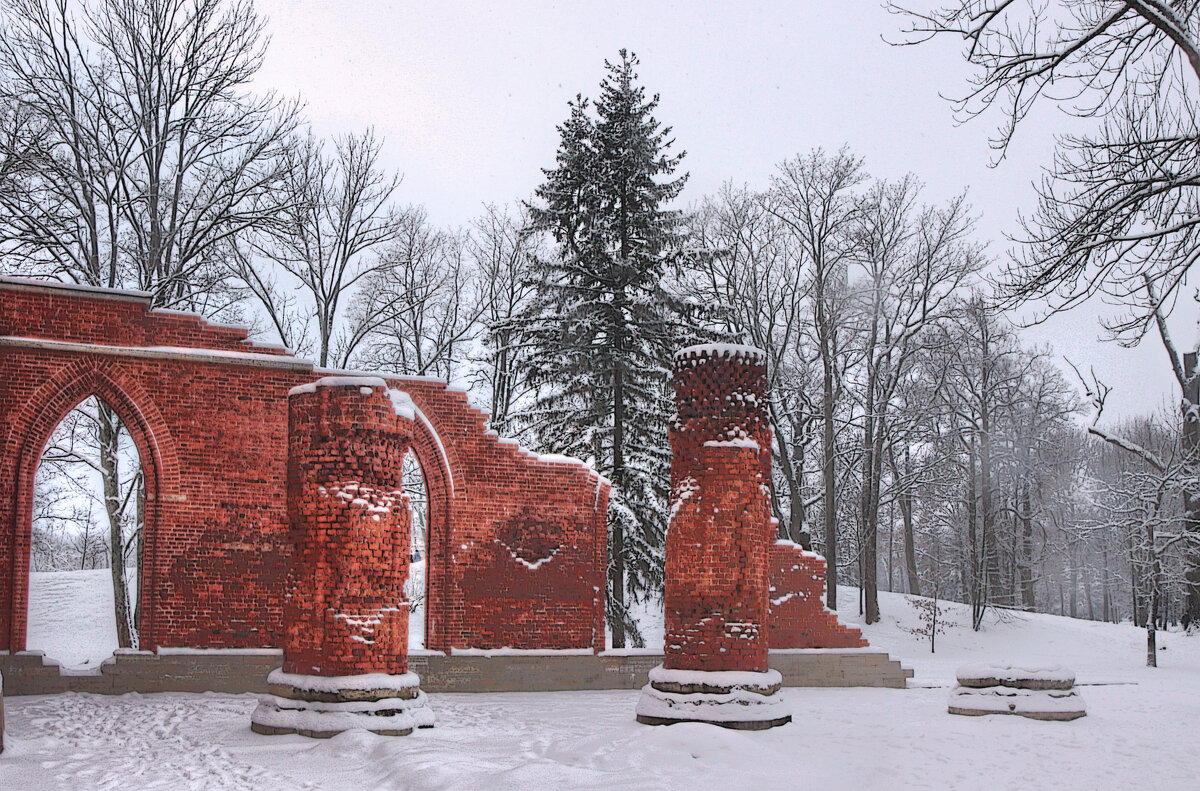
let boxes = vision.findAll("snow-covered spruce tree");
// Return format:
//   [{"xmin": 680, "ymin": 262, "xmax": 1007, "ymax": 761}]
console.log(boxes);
[{"xmin": 516, "ymin": 50, "xmax": 692, "ymax": 648}]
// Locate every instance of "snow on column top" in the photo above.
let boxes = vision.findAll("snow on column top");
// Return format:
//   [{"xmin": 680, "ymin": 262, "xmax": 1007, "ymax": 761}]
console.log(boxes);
[
  {"xmin": 288, "ymin": 375, "xmax": 388, "ymax": 397},
  {"xmin": 673, "ymin": 343, "xmax": 767, "ymax": 364}
]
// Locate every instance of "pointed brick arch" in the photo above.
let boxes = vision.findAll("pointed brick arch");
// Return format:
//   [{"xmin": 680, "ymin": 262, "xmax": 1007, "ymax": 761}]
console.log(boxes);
[
  {"xmin": 4, "ymin": 360, "xmax": 179, "ymax": 650},
  {"xmin": 2, "ymin": 277, "xmax": 609, "ymax": 655},
  {"xmin": 399, "ymin": 403, "xmax": 454, "ymax": 652}
]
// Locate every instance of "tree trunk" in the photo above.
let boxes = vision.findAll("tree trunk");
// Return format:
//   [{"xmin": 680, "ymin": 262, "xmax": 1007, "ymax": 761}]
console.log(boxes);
[
  {"xmin": 1102, "ymin": 540, "xmax": 1112, "ymax": 623},
  {"xmin": 611, "ymin": 360, "xmax": 626, "ymax": 649},
  {"xmin": 1019, "ymin": 481, "xmax": 1036, "ymax": 610},
  {"xmin": 861, "ymin": 408, "xmax": 879, "ymax": 624},
  {"xmin": 1183, "ymin": 352, "xmax": 1200, "ymax": 630},
  {"xmin": 893, "ymin": 447, "xmax": 921, "ymax": 596},
  {"xmin": 98, "ymin": 403, "xmax": 134, "ymax": 649},
  {"xmin": 821, "ymin": 321, "xmax": 838, "ymax": 610}
]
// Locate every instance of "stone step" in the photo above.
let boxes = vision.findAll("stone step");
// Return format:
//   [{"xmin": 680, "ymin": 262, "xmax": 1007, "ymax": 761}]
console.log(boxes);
[{"xmin": 0, "ymin": 649, "xmax": 912, "ymax": 696}]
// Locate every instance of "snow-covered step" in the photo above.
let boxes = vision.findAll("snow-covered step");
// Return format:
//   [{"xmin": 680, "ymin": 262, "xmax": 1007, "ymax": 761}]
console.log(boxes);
[
  {"xmin": 948, "ymin": 684, "xmax": 1087, "ymax": 721},
  {"xmin": 950, "ymin": 662, "xmax": 1086, "ymax": 720},
  {"xmin": 955, "ymin": 662, "xmax": 1075, "ymax": 691}
]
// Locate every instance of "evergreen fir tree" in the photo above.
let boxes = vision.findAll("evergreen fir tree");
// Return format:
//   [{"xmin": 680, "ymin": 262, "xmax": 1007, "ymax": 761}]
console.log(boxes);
[{"xmin": 515, "ymin": 50, "xmax": 690, "ymax": 647}]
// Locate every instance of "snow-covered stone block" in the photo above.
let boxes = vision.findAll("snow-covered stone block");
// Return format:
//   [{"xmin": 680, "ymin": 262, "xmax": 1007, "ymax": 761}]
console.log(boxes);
[
  {"xmin": 947, "ymin": 685, "xmax": 1086, "ymax": 721},
  {"xmin": 636, "ymin": 666, "xmax": 791, "ymax": 730},
  {"xmin": 252, "ymin": 668, "xmax": 435, "ymax": 737},
  {"xmin": 949, "ymin": 662, "xmax": 1085, "ymax": 720},
  {"xmin": 955, "ymin": 663, "xmax": 1075, "ymax": 691}
]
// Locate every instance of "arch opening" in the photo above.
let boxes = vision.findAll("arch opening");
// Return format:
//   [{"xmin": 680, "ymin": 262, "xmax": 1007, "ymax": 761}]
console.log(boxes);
[
  {"xmin": 27, "ymin": 395, "xmax": 146, "ymax": 668},
  {"xmin": 403, "ymin": 450, "xmax": 428, "ymax": 650}
]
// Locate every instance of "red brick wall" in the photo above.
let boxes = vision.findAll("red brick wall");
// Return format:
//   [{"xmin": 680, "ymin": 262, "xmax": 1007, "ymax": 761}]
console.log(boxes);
[
  {"xmin": 0, "ymin": 277, "xmax": 608, "ymax": 654},
  {"xmin": 768, "ymin": 541, "xmax": 867, "ymax": 649}
]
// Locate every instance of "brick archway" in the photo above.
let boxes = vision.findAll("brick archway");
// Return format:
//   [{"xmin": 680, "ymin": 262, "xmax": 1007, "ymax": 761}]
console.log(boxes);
[
  {"xmin": 1, "ymin": 277, "xmax": 610, "ymax": 654},
  {"xmin": 394, "ymin": 396, "xmax": 453, "ymax": 652},
  {"xmin": 4, "ymin": 361, "xmax": 179, "ymax": 651}
]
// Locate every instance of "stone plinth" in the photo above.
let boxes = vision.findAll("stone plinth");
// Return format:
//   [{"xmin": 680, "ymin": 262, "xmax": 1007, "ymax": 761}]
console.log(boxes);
[
  {"xmin": 251, "ymin": 377, "xmax": 433, "ymax": 737},
  {"xmin": 637, "ymin": 344, "xmax": 790, "ymax": 729},
  {"xmin": 948, "ymin": 663, "xmax": 1086, "ymax": 721}
]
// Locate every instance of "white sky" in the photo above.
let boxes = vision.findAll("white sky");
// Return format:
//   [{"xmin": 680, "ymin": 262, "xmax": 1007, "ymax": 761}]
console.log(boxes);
[{"xmin": 250, "ymin": 0, "xmax": 1195, "ymax": 420}]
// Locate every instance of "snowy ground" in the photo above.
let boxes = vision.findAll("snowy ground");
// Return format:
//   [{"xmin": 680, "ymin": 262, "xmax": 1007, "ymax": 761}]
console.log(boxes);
[
  {"xmin": 3, "ymin": 586, "xmax": 1198, "ymax": 789},
  {"xmin": 26, "ymin": 569, "xmax": 118, "ymax": 669}
]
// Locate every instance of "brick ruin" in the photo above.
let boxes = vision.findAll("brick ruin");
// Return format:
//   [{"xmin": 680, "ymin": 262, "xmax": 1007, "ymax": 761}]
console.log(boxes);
[
  {"xmin": 252, "ymin": 379, "xmax": 434, "ymax": 737},
  {"xmin": 637, "ymin": 344, "xmax": 863, "ymax": 729},
  {"xmin": 0, "ymin": 277, "xmax": 872, "ymax": 715},
  {"xmin": 0, "ymin": 276, "xmax": 608, "ymax": 660}
]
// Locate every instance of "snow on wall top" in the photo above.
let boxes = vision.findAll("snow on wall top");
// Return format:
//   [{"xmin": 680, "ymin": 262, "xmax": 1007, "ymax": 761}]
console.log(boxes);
[
  {"xmin": 288, "ymin": 376, "xmax": 388, "ymax": 397},
  {"xmin": 0, "ymin": 274, "xmax": 153, "ymax": 301},
  {"xmin": 673, "ymin": 343, "xmax": 767, "ymax": 363}
]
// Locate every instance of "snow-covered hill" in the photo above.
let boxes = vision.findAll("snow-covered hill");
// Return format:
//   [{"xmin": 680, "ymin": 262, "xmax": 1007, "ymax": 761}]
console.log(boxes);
[
  {"xmin": 831, "ymin": 585, "xmax": 1200, "ymax": 685},
  {"xmin": 25, "ymin": 568, "xmax": 117, "ymax": 669}
]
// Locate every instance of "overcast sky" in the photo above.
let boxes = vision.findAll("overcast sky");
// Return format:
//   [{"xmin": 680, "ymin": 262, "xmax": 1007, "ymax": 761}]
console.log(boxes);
[{"xmin": 250, "ymin": 0, "xmax": 1193, "ymax": 420}]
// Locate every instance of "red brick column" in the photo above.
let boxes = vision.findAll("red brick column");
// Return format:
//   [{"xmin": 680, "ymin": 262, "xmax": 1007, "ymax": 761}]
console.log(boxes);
[
  {"xmin": 637, "ymin": 344, "xmax": 789, "ymax": 729},
  {"xmin": 252, "ymin": 377, "xmax": 433, "ymax": 737}
]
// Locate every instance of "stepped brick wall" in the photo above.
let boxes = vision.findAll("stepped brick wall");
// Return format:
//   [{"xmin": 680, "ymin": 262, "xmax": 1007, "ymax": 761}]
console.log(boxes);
[
  {"xmin": 769, "ymin": 542, "xmax": 867, "ymax": 649},
  {"xmin": 0, "ymin": 276, "xmax": 608, "ymax": 654}
]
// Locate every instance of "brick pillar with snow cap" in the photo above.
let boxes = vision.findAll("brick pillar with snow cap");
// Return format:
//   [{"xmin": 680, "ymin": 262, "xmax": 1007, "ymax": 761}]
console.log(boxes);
[
  {"xmin": 251, "ymin": 376, "xmax": 434, "ymax": 738},
  {"xmin": 636, "ymin": 344, "xmax": 791, "ymax": 730}
]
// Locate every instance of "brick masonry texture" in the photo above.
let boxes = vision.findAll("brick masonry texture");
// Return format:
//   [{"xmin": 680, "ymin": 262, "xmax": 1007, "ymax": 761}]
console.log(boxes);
[
  {"xmin": 665, "ymin": 346, "xmax": 774, "ymax": 673},
  {"xmin": 665, "ymin": 345, "xmax": 867, "ymax": 668},
  {"xmin": 769, "ymin": 542, "xmax": 867, "ymax": 648},
  {"xmin": 284, "ymin": 383, "xmax": 414, "ymax": 676},
  {"xmin": 0, "ymin": 278, "xmax": 608, "ymax": 654}
]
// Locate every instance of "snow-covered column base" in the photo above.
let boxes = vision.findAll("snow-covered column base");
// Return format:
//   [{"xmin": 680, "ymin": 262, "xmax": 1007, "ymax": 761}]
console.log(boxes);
[
  {"xmin": 947, "ymin": 663, "xmax": 1085, "ymax": 721},
  {"xmin": 635, "ymin": 666, "xmax": 791, "ymax": 731},
  {"xmin": 253, "ymin": 378, "xmax": 433, "ymax": 739},
  {"xmin": 251, "ymin": 669, "xmax": 435, "ymax": 738}
]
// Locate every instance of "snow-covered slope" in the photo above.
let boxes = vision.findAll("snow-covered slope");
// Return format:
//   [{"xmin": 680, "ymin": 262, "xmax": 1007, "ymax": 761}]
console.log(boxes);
[
  {"xmin": 831, "ymin": 585, "xmax": 1200, "ymax": 685},
  {"xmin": 621, "ymin": 583, "xmax": 1200, "ymax": 685},
  {"xmin": 4, "ymin": 578, "xmax": 1200, "ymax": 789},
  {"xmin": 25, "ymin": 568, "xmax": 117, "ymax": 669}
]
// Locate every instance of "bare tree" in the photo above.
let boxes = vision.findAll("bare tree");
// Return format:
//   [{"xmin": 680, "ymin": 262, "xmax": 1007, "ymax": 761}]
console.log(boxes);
[
  {"xmin": 850, "ymin": 176, "xmax": 982, "ymax": 623},
  {"xmin": 1078, "ymin": 376, "xmax": 1195, "ymax": 664},
  {"xmin": 766, "ymin": 148, "xmax": 866, "ymax": 608},
  {"xmin": 929, "ymin": 297, "xmax": 1037, "ymax": 629},
  {"xmin": 0, "ymin": 0, "xmax": 296, "ymax": 304},
  {"xmin": 890, "ymin": 1, "xmax": 1200, "ymax": 627},
  {"xmin": 236, "ymin": 128, "xmax": 402, "ymax": 368},
  {"xmin": 469, "ymin": 203, "xmax": 540, "ymax": 434},
  {"xmin": 356, "ymin": 207, "xmax": 482, "ymax": 380},
  {"xmin": 687, "ymin": 182, "xmax": 818, "ymax": 547}
]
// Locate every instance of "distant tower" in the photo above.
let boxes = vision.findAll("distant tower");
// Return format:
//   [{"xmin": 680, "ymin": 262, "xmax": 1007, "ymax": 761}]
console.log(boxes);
[
  {"xmin": 636, "ymin": 344, "xmax": 790, "ymax": 729},
  {"xmin": 251, "ymin": 377, "xmax": 434, "ymax": 737}
]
